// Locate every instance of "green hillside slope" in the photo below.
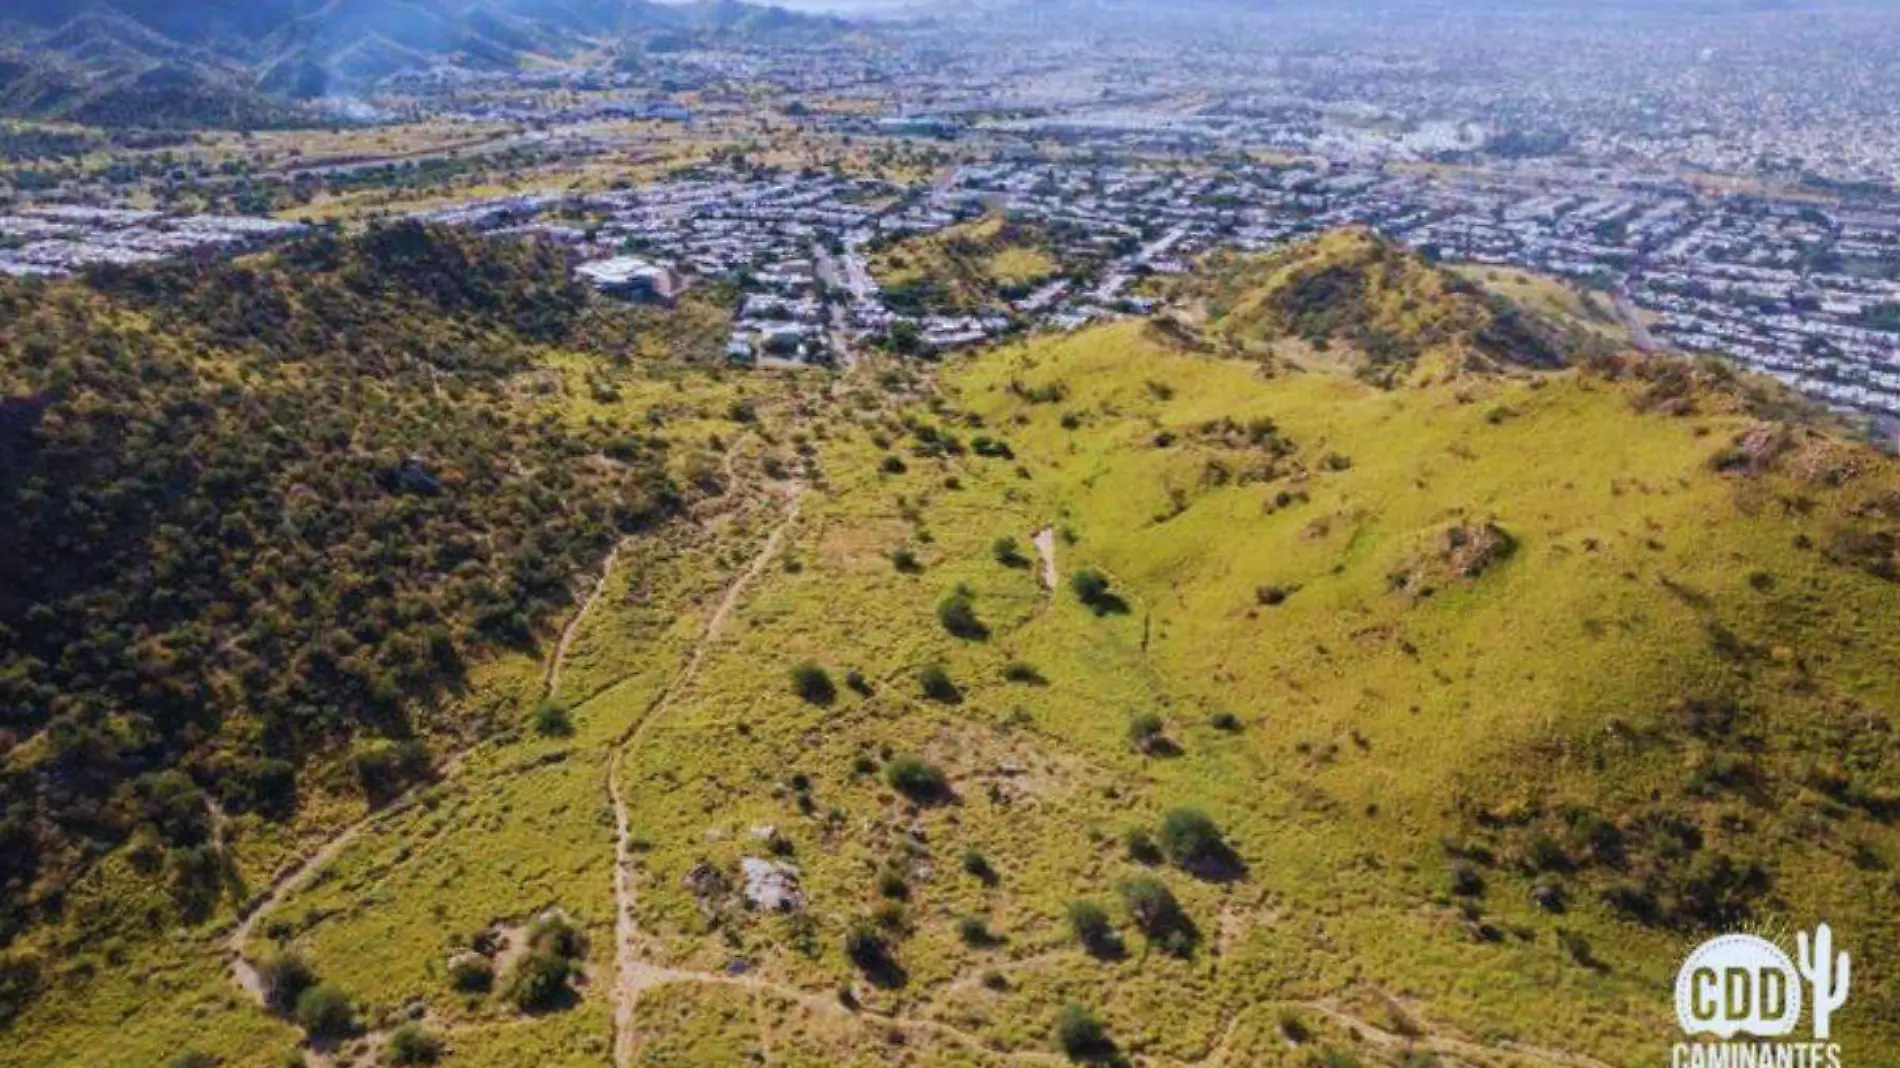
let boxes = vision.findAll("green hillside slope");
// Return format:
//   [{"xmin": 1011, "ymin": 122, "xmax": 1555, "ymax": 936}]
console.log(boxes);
[{"xmin": 3, "ymin": 230, "xmax": 1898, "ymax": 1067}]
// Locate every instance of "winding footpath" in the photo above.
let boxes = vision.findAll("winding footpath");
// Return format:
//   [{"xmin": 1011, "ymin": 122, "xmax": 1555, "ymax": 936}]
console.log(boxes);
[
  {"xmin": 543, "ymin": 537, "xmax": 630, "ymax": 704},
  {"xmin": 221, "ymin": 450, "xmax": 757, "ymax": 1013},
  {"xmin": 216, "ymin": 454, "xmax": 1612, "ymax": 1068},
  {"xmin": 610, "ymin": 483, "xmax": 806, "ymax": 1067}
]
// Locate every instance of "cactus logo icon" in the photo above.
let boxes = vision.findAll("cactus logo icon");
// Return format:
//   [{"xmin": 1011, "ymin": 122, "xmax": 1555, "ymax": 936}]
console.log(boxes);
[{"xmin": 1670, "ymin": 924, "xmax": 1851, "ymax": 1068}]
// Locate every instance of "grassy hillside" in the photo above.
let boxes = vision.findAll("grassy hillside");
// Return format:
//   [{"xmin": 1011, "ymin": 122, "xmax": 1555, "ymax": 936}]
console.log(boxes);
[
  {"xmin": 1181, "ymin": 229, "xmax": 1618, "ymax": 385},
  {"xmin": 872, "ymin": 215, "xmax": 1061, "ymax": 317},
  {"xmin": 6, "ymin": 230, "xmax": 1900, "ymax": 1067},
  {"xmin": 0, "ymin": 223, "xmax": 743, "ymax": 1029}
]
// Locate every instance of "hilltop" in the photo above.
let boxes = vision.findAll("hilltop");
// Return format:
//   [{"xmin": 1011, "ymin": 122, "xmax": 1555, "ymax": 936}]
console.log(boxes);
[
  {"xmin": 1177, "ymin": 229, "xmax": 1602, "ymax": 384},
  {"xmin": 871, "ymin": 214, "xmax": 1065, "ymax": 318},
  {"xmin": 2, "ymin": 229, "xmax": 1898, "ymax": 1066}
]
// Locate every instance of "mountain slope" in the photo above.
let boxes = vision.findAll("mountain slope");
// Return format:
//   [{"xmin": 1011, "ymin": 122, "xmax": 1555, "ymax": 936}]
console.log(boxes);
[
  {"xmin": 0, "ymin": 224, "xmax": 688, "ymax": 960},
  {"xmin": 5, "ymin": 232, "xmax": 1898, "ymax": 1066},
  {"xmin": 1185, "ymin": 228, "xmax": 1594, "ymax": 383},
  {"xmin": 0, "ymin": 0, "xmax": 853, "ymax": 126}
]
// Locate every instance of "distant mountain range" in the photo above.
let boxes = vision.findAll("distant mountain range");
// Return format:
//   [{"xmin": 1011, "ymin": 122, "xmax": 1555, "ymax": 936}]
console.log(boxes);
[{"xmin": 0, "ymin": 0, "xmax": 851, "ymax": 128}]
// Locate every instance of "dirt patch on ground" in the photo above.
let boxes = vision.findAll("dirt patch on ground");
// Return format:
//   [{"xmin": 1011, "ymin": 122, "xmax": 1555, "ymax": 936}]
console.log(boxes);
[
  {"xmin": 816, "ymin": 516, "xmax": 915, "ymax": 573},
  {"xmin": 1389, "ymin": 521, "xmax": 1518, "ymax": 599}
]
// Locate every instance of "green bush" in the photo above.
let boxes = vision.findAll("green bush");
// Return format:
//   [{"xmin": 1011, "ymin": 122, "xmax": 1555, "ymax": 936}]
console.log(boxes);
[
  {"xmin": 1128, "ymin": 713, "xmax": 1166, "ymax": 751},
  {"xmin": 843, "ymin": 921, "xmax": 903, "ymax": 987},
  {"xmin": 446, "ymin": 951, "xmax": 494, "ymax": 994},
  {"xmin": 1071, "ymin": 569, "xmax": 1111, "ymax": 605},
  {"xmin": 1157, "ymin": 808, "xmax": 1230, "ymax": 872},
  {"xmin": 384, "ymin": 1023, "xmax": 444, "ymax": 1065},
  {"xmin": 1116, "ymin": 876, "xmax": 1191, "ymax": 949},
  {"xmin": 1209, "ymin": 710, "xmax": 1242, "ymax": 732},
  {"xmin": 936, "ymin": 587, "xmax": 989, "ymax": 640},
  {"xmin": 1070, "ymin": 568, "xmax": 1124, "ymax": 614},
  {"xmin": 1066, "ymin": 899, "xmax": 1119, "ymax": 957},
  {"xmin": 1124, "ymin": 828, "xmax": 1162, "ymax": 865},
  {"xmin": 790, "ymin": 661, "xmax": 837, "ymax": 706},
  {"xmin": 1002, "ymin": 660, "xmax": 1047, "ymax": 685},
  {"xmin": 531, "ymin": 699, "xmax": 572, "ymax": 737},
  {"xmin": 163, "ymin": 1054, "xmax": 218, "ymax": 1068},
  {"xmin": 919, "ymin": 665, "xmax": 961, "ymax": 704},
  {"xmin": 525, "ymin": 910, "xmax": 588, "ymax": 961},
  {"xmin": 992, "ymin": 537, "xmax": 1029, "ymax": 568},
  {"xmin": 957, "ymin": 915, "xmax": 997, "ymax": 946},
  {"xmin": 254, "ymin": 949, "xmax": 317, "ymax": 1013},
  {"xmin": 1055, "ymin": 1003, "xmax": 1110, "ymax": 1060},
  {"xmin": 293, "ymin": 983, "xmax": 353, "ymax": 1038},
  {"xmin": 507, "ymin": 951, "xmax": 575, "ymax": 1013},
  {"xmin": 1448, "ymin": 861, "xmax": 1485, "ymax": 897},
  {"xmin": 961, "ymin": 848, "xmax": 998, "ymax": 884},
  {"xmin": 885, "ymin": 757, "xmax": 951, "ymax": 804}
]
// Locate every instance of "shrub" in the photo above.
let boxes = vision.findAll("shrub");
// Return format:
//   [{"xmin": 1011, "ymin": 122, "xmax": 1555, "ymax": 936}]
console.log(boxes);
[
  {"xmin": 1157, "ymin": 808, "xmax": 1229, "ymax": 872},
  {"xmin": 531, "ymin": 699, "xmax": 571, "ymax": 737},
  {"xmin": 790, "ymin": 661, "xmax": 837, "ymax": 706},
  {"xmin": 352, "ymin": 740, "xmax": 432, "ymax": 804},
  {"xmin": 878, "ymin": 870, "xmax": 909, "ymax": 900},
  {"xmin": 937, "ymin": 587, "xmax": 990, "ymax": 640},
  {"xmin": 1128, "ymin": 713, "xmax": 1167, "ymax": 752},
  {"xmin": 1124, "ymin": 828, "xmax": 1162, "ymax": 865},
  {"xmin": 1448, "ymin": 861, "xmax": 1485, "ymax": 897},
  {"xmin": 885, "ymin": 757, "xmax": 950, "ymax": 804},
  {"xmin": 1279, "ymin": 1011, "xmax": 1311, "ymax": 1043},
  {"xmin": 293, "ymin": 983, "xmax": 353, "ymax": 1038},
  {"xmin": 971, "ymin": 435, "xmax": 1015, "ymax": 459},
  {"xmin": 1055, "ymin": 1004, "xmax": 1110, "ymax": 1060},
  {"xmin": 845, "ymin": 668, "xmax": 873, "ymax": 696},
  {"xmin": 919, "ymin": 664, "xmax": 961, "ymax": 704},
  {"xmin": 890, "ymin": 547, "xmax": 923, "ymax": 573},
  {"xmin": 1116, "ymin": 876, "xmax": 1190, "ymax": 948},
  {"xmin": 880, "ymin": 454, "xmax": 908, "ymax": 475},
  {"xmin": 446, "ymin": 951, "xmax": 494, "ymax": 994},
  {"xmin": 507, "ymin": 911, "xmax": 587, "ymax": 1012},
  {"xmin": 1070, "ymin": 569, "xmax": 1112, "ymax": 608},
  {"xmin": 961, "ymin": 848, "xmax": 998, "ymax": 884},
  {"xmin": 255, "ymin": 949, "xmax": 317, "ymax": 1013},
  {"xmin": 992, "ymin": 537, "xmax": 1029, "ymax": 568},
  {"xmin": 163, "ymin": 1054, "xmax": 218, "ymax": 1068},
  {"xmin": 957, "ymin": 916, "xmax": 997, "ymax": 946},
  {"xmin": 1526, "ymin": 833, "xmax": 1569, "ymax": 872},
  {"xmin": 384, "ymin": 1023, "xmax": 444, "ymax": 1065},
  {"xmin": 844, "ymin": 922, "xmax": 903, "ymax": 987},
  {"xmin": 507, "ymin": 951, "xmax": 575, "ymax": 1012},
  {"xmin": 1209, "ymin": 710, "xmax": 1241, "ymax": 732},
  {"xmin": 525, "ymin": 910, "xmax": 588, "ymax": 961},
  {"xmin": 1066, "ymin": 899, "xmax": 1119, "ymax": 957},
  {"xmin": 1002, "ymin": 660, "xmax": 1047, "ymax": 685}
]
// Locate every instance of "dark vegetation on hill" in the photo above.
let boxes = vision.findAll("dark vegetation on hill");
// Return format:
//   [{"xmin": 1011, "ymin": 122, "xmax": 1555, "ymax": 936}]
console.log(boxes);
[
  {"xmin": 0, "ymin": 224, "xmax": 675, "ymax": 958},
  {"xmin": 873, "ymin": 216, "xmax": 1077, "ymax": 319},
  {"xmin": 1188, "ymin": 229, "xmax": 1604, "ymax": 382}
]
